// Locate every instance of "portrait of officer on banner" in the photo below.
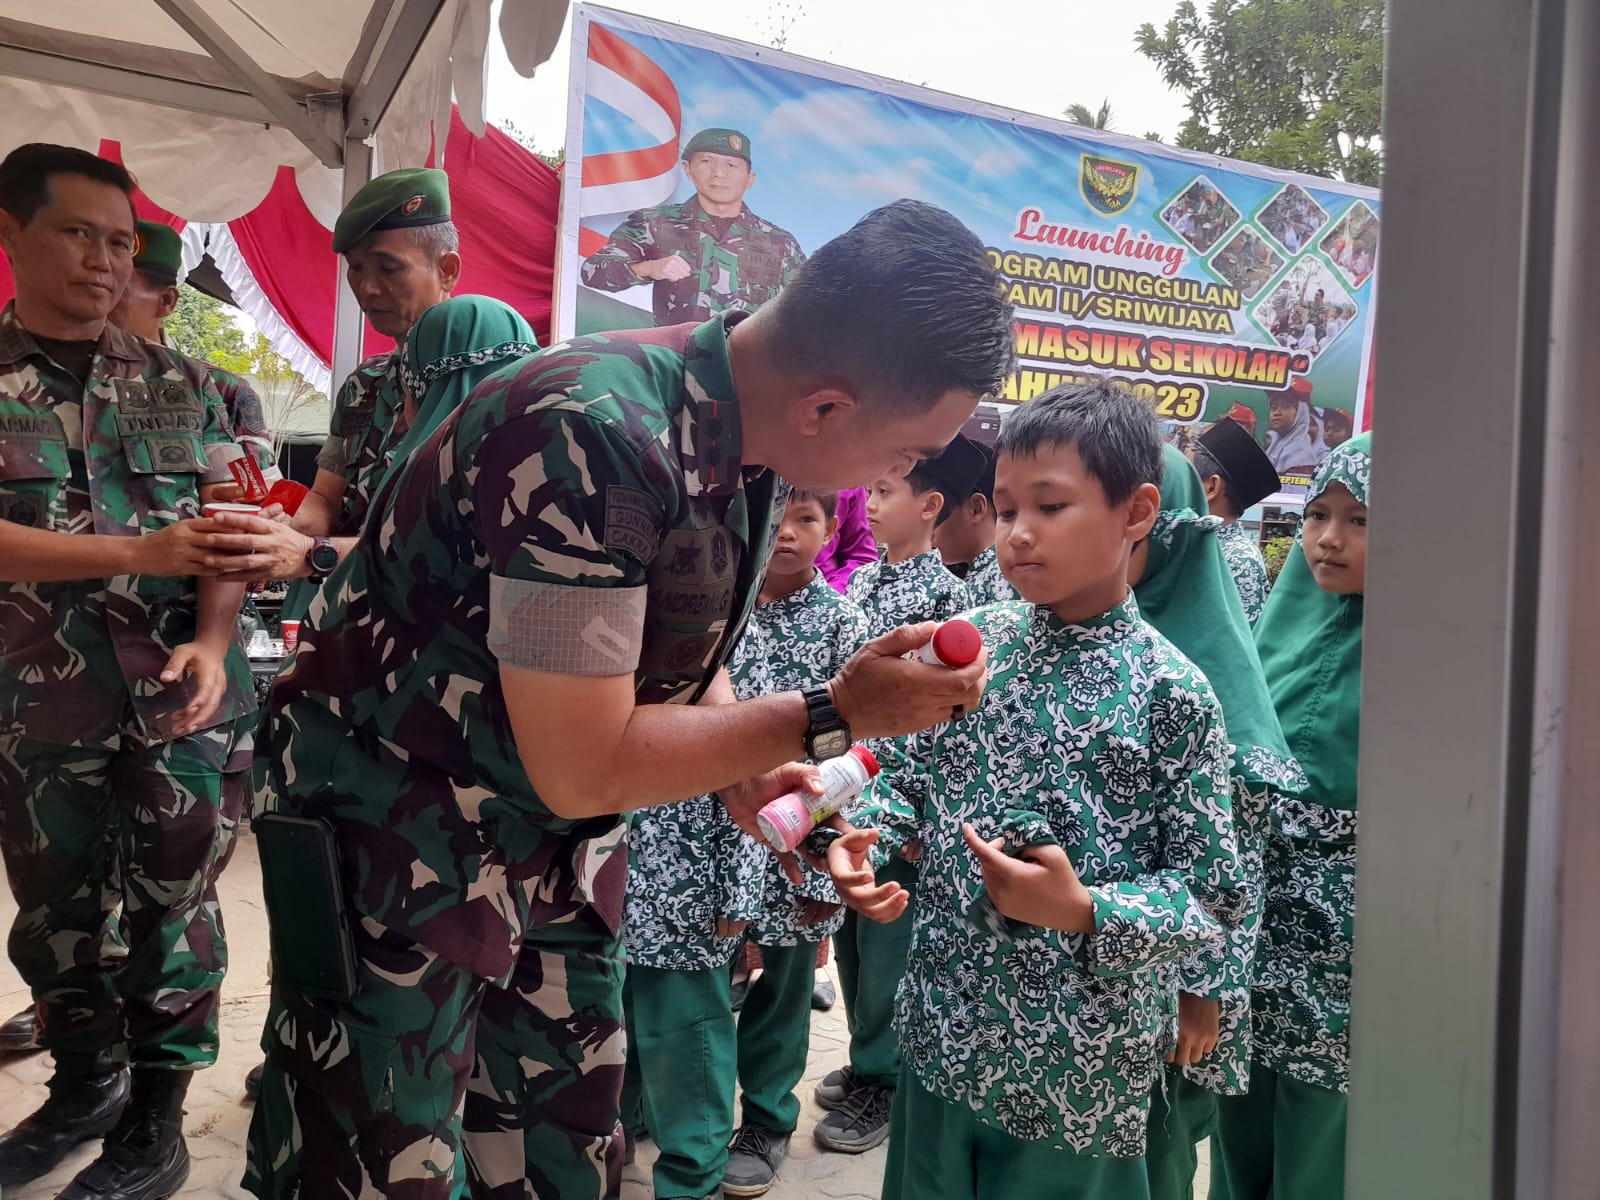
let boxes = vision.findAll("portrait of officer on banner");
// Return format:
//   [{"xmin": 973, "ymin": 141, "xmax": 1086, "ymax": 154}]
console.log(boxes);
[{"xmin": 580, "ymin": 127, "xmax": 806, "ymax": 327}]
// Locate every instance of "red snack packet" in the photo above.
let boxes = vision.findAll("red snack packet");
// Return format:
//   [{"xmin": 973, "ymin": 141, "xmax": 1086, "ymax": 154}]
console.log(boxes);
[
  {"xmin": 228, "ymin": 455, "xmax": 270, "ymax": 503},
  {"xmin": 263, "ymin": 479, "xmax": 311, "ymax": 515}
]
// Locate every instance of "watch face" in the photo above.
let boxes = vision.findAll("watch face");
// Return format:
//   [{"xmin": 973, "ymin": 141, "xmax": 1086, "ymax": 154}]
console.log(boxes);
[
  {"xmin": 813, "ymin": 728, "xmax": 850, "ymax": 760},
  {"xmin": 311, "ymin": 542, "xmax": 339, "ymax": 572}
]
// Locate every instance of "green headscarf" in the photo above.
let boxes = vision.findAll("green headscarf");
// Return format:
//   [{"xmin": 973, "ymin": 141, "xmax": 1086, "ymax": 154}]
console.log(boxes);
[
  {"xmin": 1254, "ymin": 433, "xmax": 1372, "ymax": 812},
  {"xmin": 1135, "ymin": 444, "xmax": 1301, "ymax": 789},
  {"xmin": 391, "ymin": 295, "xmax": 538, "ymax": 480}
]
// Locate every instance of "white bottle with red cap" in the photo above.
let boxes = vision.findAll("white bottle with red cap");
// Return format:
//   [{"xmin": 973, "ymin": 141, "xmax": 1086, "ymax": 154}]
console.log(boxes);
[
  {"xmin": 756, "ymin": 745, "xmax": 881, "ymax": 853},
  {"xmin": 914, "ymin": 618, "xmax": 983, "ymax": 668}
]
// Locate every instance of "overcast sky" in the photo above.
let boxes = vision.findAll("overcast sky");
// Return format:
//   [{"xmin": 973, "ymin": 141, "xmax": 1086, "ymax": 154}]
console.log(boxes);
[{"xmin": 485, "ymin": 0, "xmax": 1192, "ymax": 153}]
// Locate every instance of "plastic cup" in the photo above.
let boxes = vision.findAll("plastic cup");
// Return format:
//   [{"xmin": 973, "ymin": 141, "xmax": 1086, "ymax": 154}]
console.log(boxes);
[
  {"xmin": 202, "ymin": 502, "xmax": 262, "ymax": 519},
  {"xmin": 280, "ymin": 620, "xmax": 301, "ymax": 652}
]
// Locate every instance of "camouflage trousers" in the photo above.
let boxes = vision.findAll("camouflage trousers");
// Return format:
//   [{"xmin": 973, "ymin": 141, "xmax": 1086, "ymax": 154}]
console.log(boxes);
[
  {"xmin": 244, "ymin": 908, "xmax": 626, "ymax": 1200},
  {"xmin": 0, "ymin": 719, "xmax": 249, "ymax": 1070}
]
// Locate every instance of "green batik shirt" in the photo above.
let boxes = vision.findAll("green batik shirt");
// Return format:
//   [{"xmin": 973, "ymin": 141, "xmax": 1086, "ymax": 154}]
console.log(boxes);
[
  {"xmin": 855, "ymin": 597, "xmax": 1244, "ymax": 1157},
  {"xmin": 267, "ymin": 314, "xmax": 785, "ymax": 983},
  {"xmin": 315, "ymin": 350, "xmax": 406, "ymax": 534},
  {"xmin": 738, "ymin": 574, "xmax": 870, "ymax": 947},
  {"xmin": 0, "ymin": 303, "xmax": 256, "ymax": 746},
  {"xmin": 1217, "ymin": 520, "xmax": 1271, "ymax": 625},
  {"xmin": 963, "ymin": 544, "xmax": 1016, "ymax": 606},
  {"xmin": 581, "ymin": 197, "xmax": 806, "ymax": 326}
]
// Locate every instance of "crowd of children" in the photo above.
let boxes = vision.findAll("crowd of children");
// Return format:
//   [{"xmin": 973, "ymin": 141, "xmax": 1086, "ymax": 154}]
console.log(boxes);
[{"xmin": 619, "ymin": 379, "xmax": 1372, "ymax": 1199}]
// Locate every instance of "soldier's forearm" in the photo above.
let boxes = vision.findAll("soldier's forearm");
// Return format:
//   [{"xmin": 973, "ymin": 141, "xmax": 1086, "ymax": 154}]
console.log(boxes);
[
  {"xmin": 0, "ymin": 522, "xmax": 140, "ymax": 582},
  {"xmin": 194, "ymin": 579, "xmax": 247, "ymax": 647}
]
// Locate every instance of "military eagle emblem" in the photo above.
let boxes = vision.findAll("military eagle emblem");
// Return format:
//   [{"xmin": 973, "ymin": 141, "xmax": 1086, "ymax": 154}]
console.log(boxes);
[{"xmin": 1079, "ymin": 154, "xmax": 1140, "ymax": 216}]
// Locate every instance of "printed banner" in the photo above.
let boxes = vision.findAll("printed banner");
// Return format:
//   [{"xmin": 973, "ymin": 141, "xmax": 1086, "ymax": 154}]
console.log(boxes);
[{"xmin": 558, "ymin": 5, "xmax": 1381, "ymax": 497}]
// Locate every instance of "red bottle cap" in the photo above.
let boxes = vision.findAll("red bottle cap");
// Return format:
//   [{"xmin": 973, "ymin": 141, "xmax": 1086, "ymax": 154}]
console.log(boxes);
[
  {"xmin": 930, "ymin": 619, "xmax": 982, "ymax": 668},
  {"xmin": 848, "ymin": 744, "xmax": 880, "ymax": 777}
]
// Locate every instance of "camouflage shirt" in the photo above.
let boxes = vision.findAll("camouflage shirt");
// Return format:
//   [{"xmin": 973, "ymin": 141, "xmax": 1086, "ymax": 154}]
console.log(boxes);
[
  {"xmin": 203, "ymin": 363, "xmax": 278, "ymax": 481},
  {"xmin": 267, "ymin": 314, "xmax": 785, "ymax": 982},
  {"xmin": 581, "ymin": 197, "xmax": 806, "ymax": 326},
  {"xmin": 0, "ymin": 303, "xmax": 256, "ymax": 746},
  {"xmin": 315, "ymin": 350, "xmax": 406, "ymax": 534}
]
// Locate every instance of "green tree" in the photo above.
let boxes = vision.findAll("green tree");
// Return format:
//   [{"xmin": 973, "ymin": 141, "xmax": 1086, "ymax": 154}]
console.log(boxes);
[
  {"xmin": 1065, "ymin": 99, "xmax": 1115, "ymax": 130},
  {"xmin": 166, "ymin": 286, "xmax": 249, "ymax": 369},
  {"xmin": 1136, "ymin": 0, "xmax": 1384, "ymax": 185}
]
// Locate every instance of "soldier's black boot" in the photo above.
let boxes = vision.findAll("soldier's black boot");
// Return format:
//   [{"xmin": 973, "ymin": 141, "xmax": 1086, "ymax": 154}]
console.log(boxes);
[
  {"xmin": 0, "ymin": 1003, "xmax": 42, "ymax": 1053},
  {"xmin": 0, "ymin": 1059, "xmax": 131, "ymax": 1186},
  {"xmin": 59, "ymin": 1067, "xmax": 191, "ymax": 1200}
]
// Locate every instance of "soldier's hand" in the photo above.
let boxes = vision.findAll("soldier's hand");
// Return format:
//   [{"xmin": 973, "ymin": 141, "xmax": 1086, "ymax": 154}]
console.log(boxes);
[
  {"xmin": 720, "ymin": 762, "xmax": 823, "ymax": 886},
  {"xmin": 138, "ymin": 521, "xmax": 235, "ymax": 577},
  {"xmin": 161, "ymin": 641, "xmax": 227, "ymax": 736},
  {"xmin": 194, "ymin": 512, "xmax": 315, "ymax": 582},
  {"xmin": 828, "ymin": 624, "xmax": 988, "ymax": 740},
  {"xmin": 827, "ymin": 827, "xmax": 908, "ymax": 924},
  {"xmin": 634, "ymin": 254, "xmax": 692, "ymax": 282}
]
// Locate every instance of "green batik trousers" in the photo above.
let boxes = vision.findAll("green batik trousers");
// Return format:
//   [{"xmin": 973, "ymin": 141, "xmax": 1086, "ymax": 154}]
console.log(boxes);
[
  {"xmin": 736, "ymin": 939, "xmax": 820, "ymax": 1134},
  {"xmin": 835, "ymin": 856, "xmax": 918, "ymax": 1087},
  {"xmin": 622, "ymin": 963, "xmax": 737, "ymax": 1199},
  {"xmin": 244, "ymin": 910, "xmax": 626, "ymax": 1200},
  {"xmin": 0, "ymin": 720, "xmax": 247, "ymax": 1071},
  {"xmin": 1210, "ymin": 1062, "xmax": 1348, "ymax": 1200},
  {"xmin": 1145, "ymin": 1069, "xmax": 1219, "ymax": 1200},
  {"xmin": 882, "ymin": 1067, "xmax": 1153, "ymax": 1200}
]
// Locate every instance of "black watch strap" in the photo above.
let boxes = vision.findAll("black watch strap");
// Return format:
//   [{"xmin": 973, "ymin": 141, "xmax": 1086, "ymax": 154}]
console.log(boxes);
[{"xmin": 802, "ymin": 685, "xmax": 851, "ymax": 758}]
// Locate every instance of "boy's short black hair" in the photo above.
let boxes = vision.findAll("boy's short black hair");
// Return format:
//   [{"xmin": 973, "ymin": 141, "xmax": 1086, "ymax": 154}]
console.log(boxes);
[
  {"xmin": 0, "ymin": 144, "xmax": 135, "ymax": 226},
  {"xmin": 906, "ymin": 464, "xmax": 962, "ymax": 527},
  {"xmin": 767, "ymin": 199, "xmax": 1016, "ymax": 413},
  {"xmin": 1189, "ymin": 444, "xmax": 1244, "ymax": 515},
  {"xmin": 787, "ymin": 488, "xmax": 837, "ymax": 520},
  {"xmin": 996, "ymin": 380, "xmax": 1164, "ymax": 505}
]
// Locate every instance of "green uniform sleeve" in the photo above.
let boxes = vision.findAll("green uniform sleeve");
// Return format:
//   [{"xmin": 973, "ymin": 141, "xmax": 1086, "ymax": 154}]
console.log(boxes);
[
  {"xmin": 317, "ymin": 370, "xmax": 362, "ymax": 475},
  {"xmin": 473, "ymin": 407, "xmax": 663, "ymax": 677},
  {"xmin": 1084, "ymin": 678, "xmax": 1245, "ymax": 978},
  {"xmin": 580, "ymin": 211, "xmax": 657, "ymax": 293}
]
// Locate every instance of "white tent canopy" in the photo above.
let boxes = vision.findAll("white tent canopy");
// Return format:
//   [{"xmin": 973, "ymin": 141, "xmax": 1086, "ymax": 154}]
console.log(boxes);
[{"xmin": 0, "ymin": 0, "xmax": 568, "ymax": 379}]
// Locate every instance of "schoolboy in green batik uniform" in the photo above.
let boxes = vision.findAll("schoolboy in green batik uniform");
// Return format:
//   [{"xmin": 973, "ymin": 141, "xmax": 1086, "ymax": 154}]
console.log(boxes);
[
  {"xmin": 1211, "ymin": 434, "xmax": 1371, "ymax": 1200},
  {"xmin": 932, "ymin": 435, "xmax": 1016, "ymax": 605},
  {"xmin": 723, "ymin": 490, "xmax": 870, "ymax": 1197},
  {"xmin": 1131, "ymin": 446, "xmax": 1305, "ymax": 1200},
  {"xmin": 827, "ymin": 381, "xmax": 1244, "ymax": 1200},
  {"xmin": 817, "ymin": 443, "xmax": 979, "ymax": 1154}
]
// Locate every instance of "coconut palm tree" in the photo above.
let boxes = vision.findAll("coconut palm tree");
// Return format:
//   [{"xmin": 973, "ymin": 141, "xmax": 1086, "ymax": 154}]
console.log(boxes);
[{"xmin": 1065, "ymin": 99, "xmax": 1115, "ymax": 130}]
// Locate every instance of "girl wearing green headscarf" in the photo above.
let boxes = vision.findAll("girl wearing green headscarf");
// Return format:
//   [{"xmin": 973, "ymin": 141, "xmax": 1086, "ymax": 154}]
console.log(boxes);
[
  {"xmin": 1131, "ymin": 445, "xmax": 1306, "ymax": 1200},
  {"xmin": 1211, "ymin": 433, "xmax": 1371, "ymax": 1200}
]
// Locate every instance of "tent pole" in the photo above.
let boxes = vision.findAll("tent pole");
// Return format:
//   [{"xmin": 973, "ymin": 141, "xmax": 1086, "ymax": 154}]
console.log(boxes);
[{"xmin": 330, "ymin": 136, "xmax": 374, "ymax": 392}]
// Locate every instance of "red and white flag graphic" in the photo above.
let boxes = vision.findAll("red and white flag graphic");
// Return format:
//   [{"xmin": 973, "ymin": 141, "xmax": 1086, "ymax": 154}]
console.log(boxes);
[{"xmin": 578, "ymin": 26, "xmax": 683, "ymax": 256}]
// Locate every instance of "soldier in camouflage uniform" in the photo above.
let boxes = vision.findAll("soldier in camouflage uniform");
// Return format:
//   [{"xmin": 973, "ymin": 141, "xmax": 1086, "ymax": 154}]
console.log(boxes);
[
  {"xmin": 581, "ymin": 128, "xmax": 806, "ymax": 326},
  {"xmin": 1190, "ymin": 416, "xmax": 1282, "ymax": 625},
  {"xmin": 724, "ymin": 489, "xmax": 871, "ymax": 1197},
  {"xmin": 0, "ymin": 144, "xmax": 256, "ymax": 1200},
  {"xmin": 275, "ymin": 169, "xmax": 461, "ymax": 619},
  {"xmin": 216, "ymin": 200, "xmax": 1010, "ymax": 1200}
]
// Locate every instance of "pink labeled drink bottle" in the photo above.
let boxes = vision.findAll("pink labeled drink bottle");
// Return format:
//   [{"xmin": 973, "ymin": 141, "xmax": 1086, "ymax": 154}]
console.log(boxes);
[{"xmin": 756, "ymin": 745, "xmax": 881, "ymax": 853}]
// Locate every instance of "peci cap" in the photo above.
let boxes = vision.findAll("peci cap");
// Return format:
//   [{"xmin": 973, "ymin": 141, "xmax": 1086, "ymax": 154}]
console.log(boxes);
[
  {"xmin": 332, "ymin": 168, "xmax": 451, "ymax": 254},
  {"xmin": 131, "ymin": 220, "xmax": 183, "ymax": 286},
  {"xmin": 681, "ymin": 128, "xmax": 752, "ymax": 164},
  {"xmin": 914, "ymin": 434, "xmax": 991, "ymax": 500},
  {"xmin": 1198, "ymin": 417, "xmax": 1282, "ymax": 510}
]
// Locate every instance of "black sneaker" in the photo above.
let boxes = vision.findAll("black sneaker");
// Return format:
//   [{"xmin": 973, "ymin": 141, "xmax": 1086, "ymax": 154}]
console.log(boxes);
[
  {"xmin": 812, "ymin": 1082, "xmax": 893, "ymax": 1154},
  {"xmin": 722, "ymin": 1124, "xmax": 790, "ymax": 1197},
  {"xmin": 812, "ymin": 1065, "xmax": 861, "ymax": 1111}
]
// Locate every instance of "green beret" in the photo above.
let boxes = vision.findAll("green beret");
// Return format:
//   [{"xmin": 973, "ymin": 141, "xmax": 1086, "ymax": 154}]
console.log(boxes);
[
  {"xmin": 332, "ymin": 168, "xmax": 451, "ymax": 254},
  {"xmin": 131, "ymin": 221, "xmax": 183, "ymax": 286},
  {"xmin": 682, "ymin": 128, "xmax": 752, "ymax": 164}
]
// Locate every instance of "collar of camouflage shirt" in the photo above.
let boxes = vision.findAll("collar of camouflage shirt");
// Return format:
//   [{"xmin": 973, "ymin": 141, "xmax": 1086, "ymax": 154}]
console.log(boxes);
[
  {"xmin": 0, "ymin": 301, "xmax": 144, "ymax": 368},
  {"xmin": 680, "ymin": 311, "xmax": 751, "ymax": 499}
]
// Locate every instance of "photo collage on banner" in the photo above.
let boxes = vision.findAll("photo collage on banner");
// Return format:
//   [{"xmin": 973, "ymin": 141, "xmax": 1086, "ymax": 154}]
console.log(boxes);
[{"xmin": 555, "ymin": 5, "xmax": 1381, "ymax": 498}]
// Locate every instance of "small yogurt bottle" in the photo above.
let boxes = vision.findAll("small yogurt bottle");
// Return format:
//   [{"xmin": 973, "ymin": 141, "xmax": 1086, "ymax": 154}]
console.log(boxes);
[{"xmin": 757, "ymin": 745, "xmax": 880, "ymax": 853}]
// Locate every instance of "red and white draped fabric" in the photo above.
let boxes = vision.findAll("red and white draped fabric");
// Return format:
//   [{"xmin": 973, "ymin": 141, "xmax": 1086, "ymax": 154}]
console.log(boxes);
[
  {"xmin": 575, "ymin": 22, "xmax": 683, "ymax": 258},
  {"xmin": 0, "ymin": 110, "xmax": 560, "ymax": 395}
]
